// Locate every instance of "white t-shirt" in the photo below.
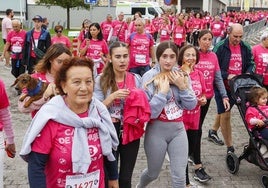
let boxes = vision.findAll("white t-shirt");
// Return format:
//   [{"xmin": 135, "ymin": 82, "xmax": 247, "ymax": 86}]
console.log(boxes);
[{"xmin": 1, "ymin": 17, "xmax": 12, "ymax": 39}]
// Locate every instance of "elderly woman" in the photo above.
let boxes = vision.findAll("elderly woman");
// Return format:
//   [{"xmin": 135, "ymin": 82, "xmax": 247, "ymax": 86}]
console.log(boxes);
[{"xmin": 20, "ymin": 57, "xmax": 119, "ymax": 188}]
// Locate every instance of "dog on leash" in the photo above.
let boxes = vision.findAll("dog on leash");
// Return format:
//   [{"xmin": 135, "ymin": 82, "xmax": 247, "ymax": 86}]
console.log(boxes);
[{"xmin": 11, "ymin": 73, "xmax": 50, "ymax": 108}]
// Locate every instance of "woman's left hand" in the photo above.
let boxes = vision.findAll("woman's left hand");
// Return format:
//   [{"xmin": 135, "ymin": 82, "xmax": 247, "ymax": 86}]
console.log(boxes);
[
  {"xmin": 169, "ymin": 71, "xmax": 188, "ymax": 90},
  {"xmin": 108, "ymin": 180, "xmax": 119, "ymax": 188},
  {"xmin": 5, "ymin": 143, "xmax": 16, "ymax": 158},
  {"xmin": 223, "ymin": 97, "xmax": 230, "ymax": 111},
  {"xmin": 198, "ymin": 95, "xmax": 207, "ymax": 106}
]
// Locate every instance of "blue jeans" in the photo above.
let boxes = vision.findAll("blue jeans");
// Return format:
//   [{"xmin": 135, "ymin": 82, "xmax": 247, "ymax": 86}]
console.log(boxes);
[{"xmin": 129, "ymin": 65, "xmax": 150, "ymax": 77}]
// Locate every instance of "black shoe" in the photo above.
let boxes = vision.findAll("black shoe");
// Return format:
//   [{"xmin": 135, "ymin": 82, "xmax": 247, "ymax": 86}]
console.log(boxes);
[
  {"xmin": 188, "ymin": 155, "xmax": 195, "ymax": 165},
  {"xmin": 193, "ymin": 167, "xmax": 211, "ymax": 183},
  {"xmin": 227, "ymin": 146, "xmax": 235, "ymax": 153},
  {"xmin": 208, "ymin": 129, "xmax": 224, "ymax": 146}
]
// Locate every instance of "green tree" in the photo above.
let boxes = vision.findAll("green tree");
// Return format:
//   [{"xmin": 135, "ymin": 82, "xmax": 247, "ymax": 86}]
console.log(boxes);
[{"xmin": 37, "ymin": 0, "xmax": 91, "ymax": 29}]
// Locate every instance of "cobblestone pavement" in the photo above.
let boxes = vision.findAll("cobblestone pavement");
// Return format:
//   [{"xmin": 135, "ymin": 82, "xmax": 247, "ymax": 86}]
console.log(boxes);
[{"xmin": 2, "ymin": 29, "xmax": 268, "ymax": 188}]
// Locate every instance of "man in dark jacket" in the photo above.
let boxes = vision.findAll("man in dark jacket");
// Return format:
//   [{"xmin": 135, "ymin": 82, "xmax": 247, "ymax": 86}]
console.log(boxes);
[
  {"xmin": 207, "ymin": 23, "xmax": 255, "ymax": 153},
  {"xmin": 22, "ymin": 15, "xmax": 51, "ymax": 74}
]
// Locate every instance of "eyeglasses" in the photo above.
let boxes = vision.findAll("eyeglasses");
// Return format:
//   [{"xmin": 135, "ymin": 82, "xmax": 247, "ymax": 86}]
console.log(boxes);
[{"xmin": 56, "ymin": 30, "xmax": 62, "ymax": 33}]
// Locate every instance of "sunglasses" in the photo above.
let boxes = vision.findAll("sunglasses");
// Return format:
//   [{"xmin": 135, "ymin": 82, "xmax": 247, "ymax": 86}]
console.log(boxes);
[{"xmin": 56, "ymin": 30, "xmax": 62, "ymax": 33}]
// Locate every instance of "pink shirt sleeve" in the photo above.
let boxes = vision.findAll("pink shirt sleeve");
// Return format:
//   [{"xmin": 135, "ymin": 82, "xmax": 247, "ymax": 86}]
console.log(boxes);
[
  {"xmin": 0, "ymin": 108, "xmax": 14, "ymax": 144},
  {"xmin": 18, "ymin": 95, "xmax": 47, "ymax": 114}
]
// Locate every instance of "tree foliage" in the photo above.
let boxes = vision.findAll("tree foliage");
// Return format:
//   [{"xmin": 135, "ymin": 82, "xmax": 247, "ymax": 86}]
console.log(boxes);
[
  {"xmin": 36, "ymin": 0, "xmax": 90, "ymax": 9},
  {"xmin": 36, "ymin": 0, "xmax": 91, "ymax": 29}
]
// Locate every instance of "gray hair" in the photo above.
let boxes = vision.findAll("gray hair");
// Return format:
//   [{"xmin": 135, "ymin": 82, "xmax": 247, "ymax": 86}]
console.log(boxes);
[{"xmin": 260, "ymin": 32, "xmax": 268, "ymax": 42}]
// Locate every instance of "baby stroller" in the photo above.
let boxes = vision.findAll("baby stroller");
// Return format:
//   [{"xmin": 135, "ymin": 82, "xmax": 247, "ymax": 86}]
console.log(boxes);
[{"xmin": 226, "ymin": 74, "xmax": 268, "ymax": 187}]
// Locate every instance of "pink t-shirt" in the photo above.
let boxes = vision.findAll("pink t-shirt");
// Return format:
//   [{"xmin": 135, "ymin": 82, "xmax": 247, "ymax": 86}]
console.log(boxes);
[
  {"xmin": 51, "ymin": 35, "xmax": 71, "ymax": 48},
  {"xmin": 228, "ymin": 44, "xmax": 242, "ymax": 75},
  {"xmin": 152, "ymin": 17, "xmax": 160, "ymax": 31},
  {"xmin": 195, "ymin": 51, "xmax": 220, "ymax": 99},
  {"xmin": 159, "ymin": 24, "xmax": 171, "ymax": 42},
  {"xmin": 192, "ymin": 18, "xmax": 203, "ymax": 30},
  {"xmin": 111, "ymin": 20, "xmax": 128, "ymax": 42},
  {"xmin": 81, "ymin": 39, "xmax": 108, "ymax": 60},
  {"xmin": 246, "ymin": 105, "xmax": 268, "ymax": 130},
  {"xmin": 126, "ymin": 32, "xmax": 154, "ymax": 69},
  {"xmin": 172, "ymin": 25, "xmax": 186, "ymax": 46},
  {"xmin": 78, "ymin": 30, "xmax": 87, "ymax": 43},
  {"xmin": 100, "ymin": 21, "xmax": 113, "ymax": 42},
  {"xmin": 6, "ymin": 30, "xmax": 26, "ymax": 59},
  {"xmin": 183, "ymin": 70, "xmax": 206, "ymax": 130},
  {"xmin": 31, "ymin": 111, "xmax": 105, "ymax": 188},
  {"xmin": 0, "ymin": 79, "xmax": 9, "ymax": 130},
  {"xmin": 81, "ymin": 39, "xmax": 108, "ymax": 74},
  {"xmin": 210, "ymin": 21, "xmax": 225, "ymax": 37},
  {"xmin": 0, "ymin": 80, "xmax": 9, "ymax": 109},
  {"xmin": 252, "ymin": 44, "xmax": 268, "ymax": 85}
]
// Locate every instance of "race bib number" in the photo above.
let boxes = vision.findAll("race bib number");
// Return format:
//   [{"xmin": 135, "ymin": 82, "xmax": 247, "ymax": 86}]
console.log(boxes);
[
  {"xmin": 214, "ymin": 24, "xmax": 220, "ymax": 29},
  {"xmin": 164, "ymin": 98, "xmax": 183, "ymax": 120},
  {"xmin": 110, "ymin": 105, "xmax": 121, "ymax": 119},
  {"xmin": 135, "ymin": 54, "xmax": 146, "ymax": 64},
  {"xmin": 262, "ymin": 53, "xmax": 268, "ymax": 63},
  {"xmin": 65, "ymin": 170, "xmax": 100, "ymax": 188},
  {"xmin": 161, "ymin": 30, "xmax": 167, "ymax": 35},
  {"xmin": 175, "ymin": 33, "xmax": 182, "ymax": 39},
  {"xmin": 12, "ymin": 46, "xmax": 22, "ymax": 53}
]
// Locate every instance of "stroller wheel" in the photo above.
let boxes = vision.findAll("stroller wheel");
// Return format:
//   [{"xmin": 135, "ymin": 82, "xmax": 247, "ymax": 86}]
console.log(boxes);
[
  {"xmin": 226, "ymin": 152, "xmax": 239, "ymax": 174},
  {"xmin": 261, "ymin": 174, "xmax": 268, "ymax": 188}
]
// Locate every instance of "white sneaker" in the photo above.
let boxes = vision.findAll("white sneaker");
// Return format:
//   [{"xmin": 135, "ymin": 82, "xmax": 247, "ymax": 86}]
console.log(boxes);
[{"xmin": 4, "ymin": 64, "xmax": 11, "ymax": 69}]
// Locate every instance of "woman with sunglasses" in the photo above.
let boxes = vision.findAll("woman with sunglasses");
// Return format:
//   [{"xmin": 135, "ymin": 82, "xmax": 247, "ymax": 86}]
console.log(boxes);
[{"xmin": 51, "ymin": 25, "xmax": 71, "ymax": 49}]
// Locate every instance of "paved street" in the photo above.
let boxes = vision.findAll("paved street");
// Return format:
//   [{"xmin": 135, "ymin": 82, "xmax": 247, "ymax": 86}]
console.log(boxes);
[{"xmin": 2, "ymin": 29, "xmax": 268, "ymax": 187}]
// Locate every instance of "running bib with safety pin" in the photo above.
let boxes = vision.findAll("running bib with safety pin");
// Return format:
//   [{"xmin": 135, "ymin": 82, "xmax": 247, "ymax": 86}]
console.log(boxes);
[
  {"xmin": 12, "ymin": 46, "xmax": 22, "ymax": 53},
  {"xmin": 65, "ymin": 170, "xmax": 100, "ymax": 188},
  {"xmin": 164, "ymin": 97, "xmax": 182, "ymax": 120},
  {"xmin": 135, "ymin": 54, "xmax": 146, "ymax": 64},
  {"xmin": 110, "ymin": 105, "xmax": 121, "ymax": 119},
  {"xmin": 262, "ymin": 53, "xmax": 268, "ymax": 63},
  {"xmin": 175, "ymin": 33, "xmax": 182, "ymax": 38},
  {"xmin": 161, "ymin": 30, "xmax": 167, "ymax": 35}
]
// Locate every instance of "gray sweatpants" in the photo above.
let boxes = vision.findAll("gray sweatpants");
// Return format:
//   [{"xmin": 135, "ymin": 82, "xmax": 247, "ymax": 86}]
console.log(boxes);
[{"xmin": 138, "ymin": 120, "xmax": 188, "ymax": 188}]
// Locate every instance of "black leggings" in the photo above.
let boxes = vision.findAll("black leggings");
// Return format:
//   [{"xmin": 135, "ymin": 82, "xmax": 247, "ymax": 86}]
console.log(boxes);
[
  {"xmin": 186, "ymin": 99, "xmax": 212, "ymax": 186},
  {"xmin": 192, "ymin": 30, "xmax": 200, "ymax": 47},
  {"xmin": 191, "ymin": 98, "xmax": 212, "ymax": 164},
  {"xmin": 11, "ymin": 59, "xmax": 25, "ymax": 78},
  {"xmin": 199, "ymin": 99, "xmax": 211, "ymax": 128},
  {"xmin": 113, "ymin": 122, "xmax": 140, "ymax": 188}
]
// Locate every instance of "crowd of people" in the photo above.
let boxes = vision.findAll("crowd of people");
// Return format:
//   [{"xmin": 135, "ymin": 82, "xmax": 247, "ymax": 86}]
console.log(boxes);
[{"xmin": 1, "ymin": 7, "xmax": 268, "ymax": 188}]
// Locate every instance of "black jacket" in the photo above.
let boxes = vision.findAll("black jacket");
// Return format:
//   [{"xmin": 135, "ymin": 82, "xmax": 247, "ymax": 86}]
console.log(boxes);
[{"xmin": 22, "ymin": 28, "xmax": 51, "ymax": 66}]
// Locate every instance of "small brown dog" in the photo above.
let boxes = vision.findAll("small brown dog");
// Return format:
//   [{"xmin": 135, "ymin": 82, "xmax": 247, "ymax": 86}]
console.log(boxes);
[
  {"xmin": 11, "ymin": 73, "xmax": 49, "ymax": 108},
  {"xmin": 144, "ymin": 70, "xmax": 188, "ymax": 93}
]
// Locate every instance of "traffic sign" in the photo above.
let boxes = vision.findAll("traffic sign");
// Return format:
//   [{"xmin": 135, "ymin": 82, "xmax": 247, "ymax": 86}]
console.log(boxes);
[{"xmin": 84, "ymin": 0, "xmax": 97, "ymax": 4}]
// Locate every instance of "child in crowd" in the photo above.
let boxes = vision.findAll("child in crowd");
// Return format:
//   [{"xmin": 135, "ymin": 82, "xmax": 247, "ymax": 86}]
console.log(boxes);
[{"xmin": 245, "ymin": 87, "xmax": 268, "ymax": 140}]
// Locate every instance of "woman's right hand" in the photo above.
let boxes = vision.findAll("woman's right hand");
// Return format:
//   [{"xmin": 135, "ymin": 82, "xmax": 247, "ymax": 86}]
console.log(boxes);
[
  {"xmin": 43, "ymin": 83, "xmax": 57, "ymax": 100},
  {"xmin": 158, "ymin": 76, "xmax": 170, "ymax": 94},
  {"xmin": 112, "ymin": 89, "xmax": 130, "ymax": 100}
]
